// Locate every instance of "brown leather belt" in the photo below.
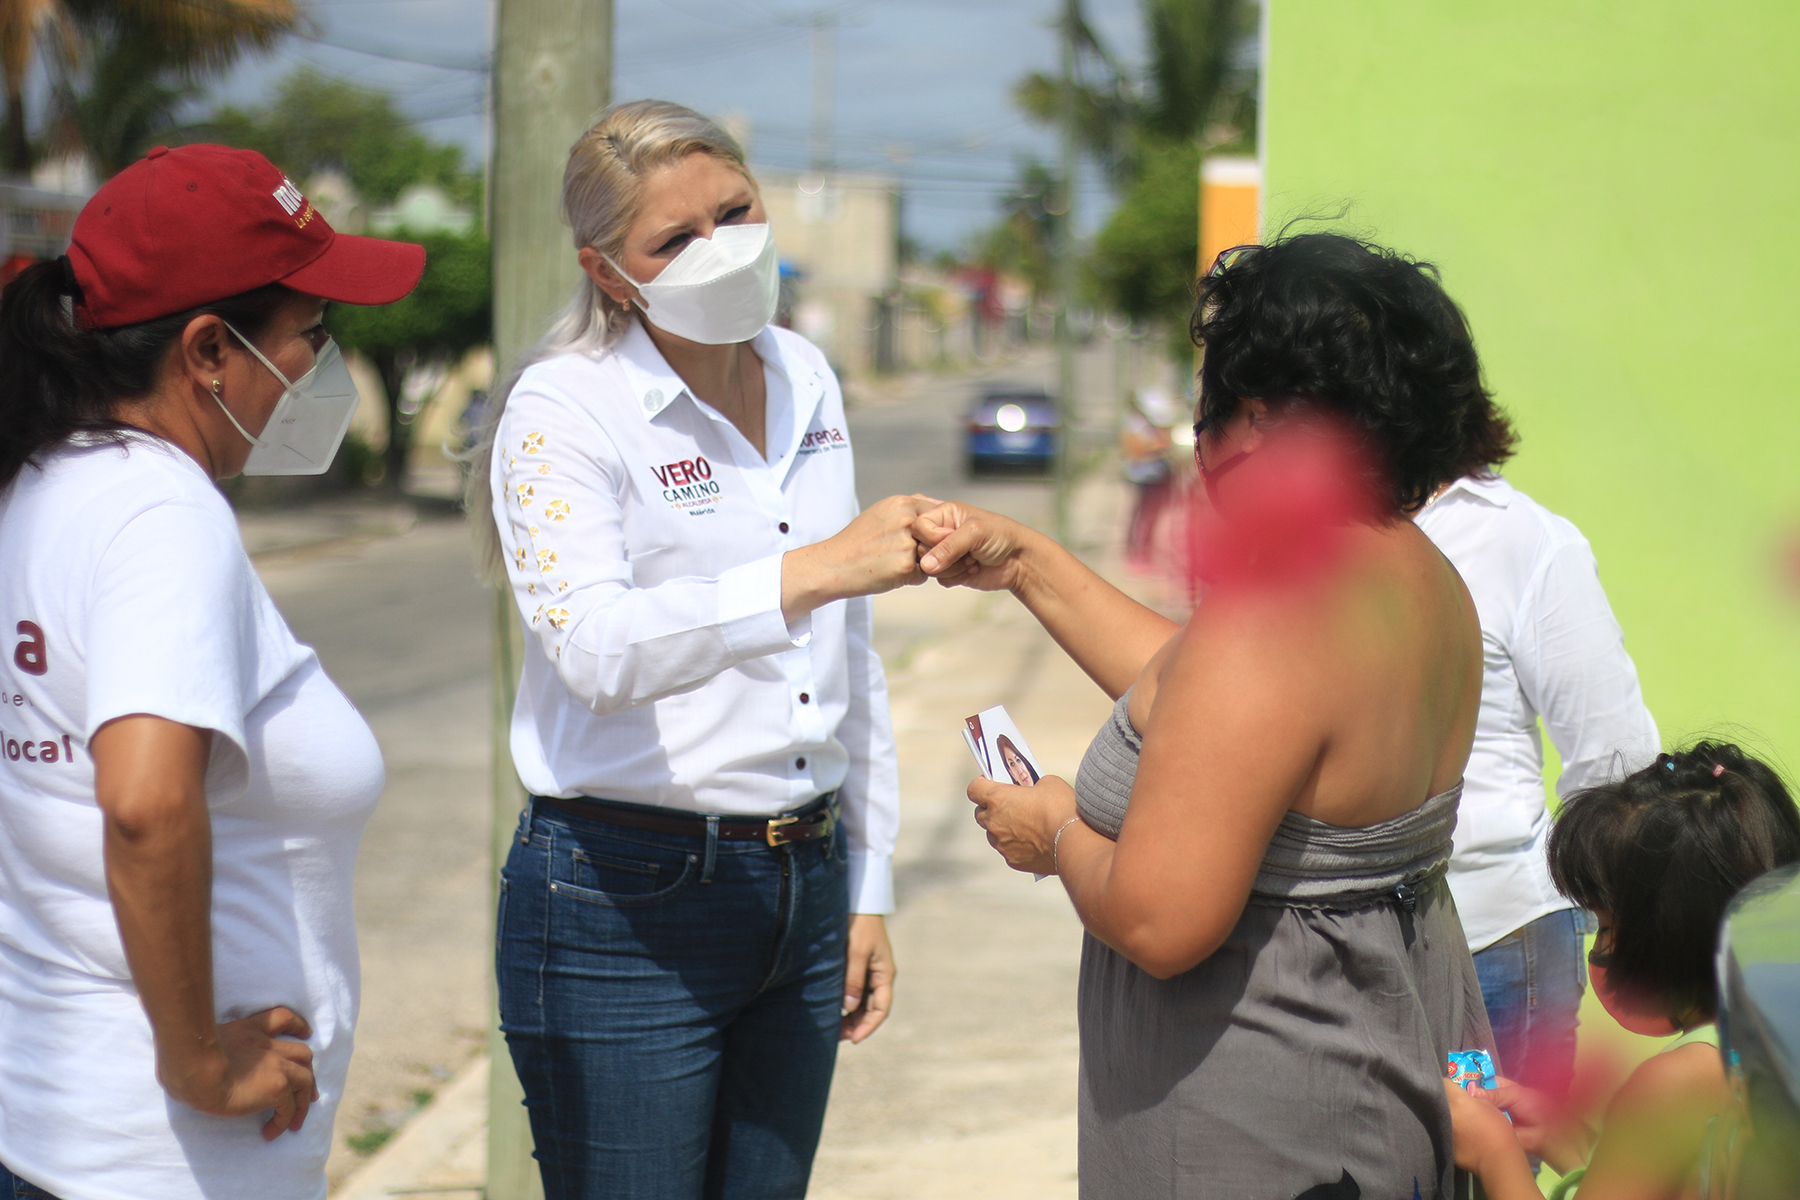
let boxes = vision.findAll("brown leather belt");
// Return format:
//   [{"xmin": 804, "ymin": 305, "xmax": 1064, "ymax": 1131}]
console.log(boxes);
[{"xmin": 535, "ymin": 792, "xmax": 837, "ymax": 847}]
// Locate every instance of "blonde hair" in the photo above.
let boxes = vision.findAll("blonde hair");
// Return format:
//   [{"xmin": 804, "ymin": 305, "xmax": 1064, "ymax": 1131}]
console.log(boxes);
[{"xmin": 464, "ymin": 99, "xmax": 753, "ymax": 579}]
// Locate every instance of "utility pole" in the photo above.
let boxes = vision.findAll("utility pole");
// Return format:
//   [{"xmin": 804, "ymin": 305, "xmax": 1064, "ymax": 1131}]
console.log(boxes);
[
  {"xmin": 488, "ymin": 0, "xmax": 611, "ymax": 1196},
  {"xmin": 1053, "ymin": 0, "xmax": 1078, "ymax": 545},
  {"xmin": 808, "ymin": 11, "xmax": 836, "ymax": 175}
]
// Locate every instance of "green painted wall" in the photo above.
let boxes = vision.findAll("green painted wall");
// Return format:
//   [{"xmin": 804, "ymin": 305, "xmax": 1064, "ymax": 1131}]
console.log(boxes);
[{"xmin": 1262, "ymin": 0, "xmax": 1800, "ymax": 777}]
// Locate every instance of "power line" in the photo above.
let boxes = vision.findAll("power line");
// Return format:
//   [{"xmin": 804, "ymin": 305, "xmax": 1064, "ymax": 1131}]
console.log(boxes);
[
  {"xmin": 293, "ymin": 31, "xmax": 488, "ymax": 72},
  {"xmin": 151, "ymin": 0, "xmax": 492, "ymax": 72}
]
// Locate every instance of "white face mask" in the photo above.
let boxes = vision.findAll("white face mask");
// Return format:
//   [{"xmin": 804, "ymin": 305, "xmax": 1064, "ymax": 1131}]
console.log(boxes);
[
  {"xmin": 213, "ymin": 321, "xmax": 362, "ymax": 476},
  {"xmin": 605, "ymin": 222, "xmax": 780, "ymax": 345}
]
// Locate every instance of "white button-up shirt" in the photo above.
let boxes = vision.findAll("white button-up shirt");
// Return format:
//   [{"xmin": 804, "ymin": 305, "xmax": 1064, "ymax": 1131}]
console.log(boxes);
[
  {"xmin": 1417, "ymin": 474, "xmax": 1659, "ymax": 950},
  {"xmin": 490, "ymin": 320, "xmax": 899, "ymax": 913}
]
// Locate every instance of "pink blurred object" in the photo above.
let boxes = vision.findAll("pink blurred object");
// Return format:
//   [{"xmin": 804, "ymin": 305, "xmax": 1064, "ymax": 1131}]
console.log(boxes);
[
  {"xmin": 1182, "ymin": 417, "xmax": 1382, "ymax": 595},
  {"xmin": 1780, "ymin": 528, "xmax": 1800, "ymax": 599}
]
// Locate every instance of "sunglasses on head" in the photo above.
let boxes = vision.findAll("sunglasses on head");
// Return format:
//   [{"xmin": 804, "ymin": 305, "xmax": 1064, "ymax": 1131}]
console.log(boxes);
[{"xmin": 1205, "ymin": 243, "xmax": 1261, "ymax": 278}]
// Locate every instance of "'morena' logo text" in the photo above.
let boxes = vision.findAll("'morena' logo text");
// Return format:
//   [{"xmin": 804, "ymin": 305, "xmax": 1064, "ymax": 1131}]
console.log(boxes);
[
  {"xmin": 798, "ymin": 427, "xmax": 848, "ymax": 456},
  {"xmin": 651, "ymin": 456, "xmax": 722, "ymax": 515}
]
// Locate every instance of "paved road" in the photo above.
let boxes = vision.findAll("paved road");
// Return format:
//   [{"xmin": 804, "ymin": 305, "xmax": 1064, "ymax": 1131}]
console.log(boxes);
[{"xmin": 249, "ymin": 337, "xmax": 1144, "ymax": 1187}]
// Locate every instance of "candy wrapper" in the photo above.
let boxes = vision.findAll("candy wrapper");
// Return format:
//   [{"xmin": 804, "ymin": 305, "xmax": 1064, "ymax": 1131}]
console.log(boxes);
[
  {"xmin": 1447, "ymin": 1049, "xmax": 1510, "ymax": 1123},
  {"xmin": 1446, "ymin": 1048, "xmax": 1497, "ymax": 1092}
]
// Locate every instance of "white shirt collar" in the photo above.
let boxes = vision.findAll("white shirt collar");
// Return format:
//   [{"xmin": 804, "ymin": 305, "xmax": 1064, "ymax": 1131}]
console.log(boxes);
[
  {"xmin": 611, "ymin": 320, "xmax": 831, "ymax": 478},
  {"xmin": 1433, "ymin": 472, "xmax": 1515, "ymax": 510},
  {"xmin": 612, "ymin": 319, "xmax": 819, "ymax": 424}
]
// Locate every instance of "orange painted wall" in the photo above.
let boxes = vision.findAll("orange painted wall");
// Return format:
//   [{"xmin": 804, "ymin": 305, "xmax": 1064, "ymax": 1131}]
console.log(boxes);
[{"xmin": 1198, "ymin": 157, "xmax": 1261, "ymax": 277}]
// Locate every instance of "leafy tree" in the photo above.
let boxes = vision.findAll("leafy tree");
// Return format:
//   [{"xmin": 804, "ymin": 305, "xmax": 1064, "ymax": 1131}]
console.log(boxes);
[
  {"xmin": 1014, "ymin": 0, "xmax": 1258, "ymax": 174},
  {"xmin": 199, "ymin": 68, "xmax": 479, "ymax": 207},
  {"xmin": 969, "ymin": 159, "xmax": 1059, "ymax": 302},
  {"xmin": 1011, "ymin": 0, "xmax": 1260, "ymax": 344},
  {"xmin": 1088, "ymin": 138, "xmax": 1199, "ymax": 326},
  {"xmin": 1, "ymin": 0, "xmax": 296, "ymax": 173},
  {"xmin": 48, "ymin": 17, "xmax": 199, "ymax": 175},
  {"xmin": 1013, "ymin": 4, "xmax": 1139, "ymax": 183},
  {"xmin": 329, "ymin": 229, "xmax": 490, "ymax": 492},
  {"xmin": 1136, "ymin": 0, "xmax": 1257, "ymax": 144}
]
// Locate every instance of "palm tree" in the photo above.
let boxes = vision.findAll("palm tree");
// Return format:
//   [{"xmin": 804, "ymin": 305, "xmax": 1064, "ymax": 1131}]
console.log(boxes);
[
  {"xmin": 2, "ymin": 0, "xmax": 300, "ymax": 175},
  {"xmin": 47, "ymin": 19, "xmax": 201, "ymax": 175},
  {"xmin": 1, "ymin": 0, "xmax": 73, "ymax": 170},
  {"xmin": 1013, "ymin": 0, "xmax": 1258, "ymax": 182}
]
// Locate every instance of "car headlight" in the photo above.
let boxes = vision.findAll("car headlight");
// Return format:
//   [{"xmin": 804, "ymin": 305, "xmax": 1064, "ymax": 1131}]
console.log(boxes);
[{"xmin": 996, "ymin": 403, "xmax": 1027, "ymax": 432}]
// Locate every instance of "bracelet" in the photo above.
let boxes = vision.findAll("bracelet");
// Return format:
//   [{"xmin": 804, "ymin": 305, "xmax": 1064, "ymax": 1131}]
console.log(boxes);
[{"xmin": 1052, "ymin": 816, "xmax": 1082, "ymax": 874}]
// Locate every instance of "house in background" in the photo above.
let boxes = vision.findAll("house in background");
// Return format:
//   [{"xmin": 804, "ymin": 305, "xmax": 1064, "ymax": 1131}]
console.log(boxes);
[
  {"xmin": 0, "ymin": 157, "xmax": 92, "ymax": 285},
  {"xmin": 370, "ymin": 183, "xmax": 476, "ymax": 237},
  {"xmin": 756, "ymin": 167, "xmax": 898, "ymax": 379}
]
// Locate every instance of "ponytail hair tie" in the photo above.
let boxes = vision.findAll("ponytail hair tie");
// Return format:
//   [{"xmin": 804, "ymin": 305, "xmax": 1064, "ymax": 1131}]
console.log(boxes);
[
  {"xmin": 1712, "ymin": 763, "xmax": 1726, "ymax": 778},
  {"xmin": 55, "ymin": 255, "xmax": 82, "ymax": 300}
]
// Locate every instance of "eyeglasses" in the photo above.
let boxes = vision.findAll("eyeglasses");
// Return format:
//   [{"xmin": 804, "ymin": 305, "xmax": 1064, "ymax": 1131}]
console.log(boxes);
[{"xmin": 1205, "ymin": 243, "xmax": 1261, "ymax": 278}]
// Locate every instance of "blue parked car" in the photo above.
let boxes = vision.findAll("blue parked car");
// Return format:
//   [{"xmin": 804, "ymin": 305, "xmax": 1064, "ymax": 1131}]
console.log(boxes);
[{"xmin": 966, "ymin": 387, "xmax": 1060, "ymax": 474}]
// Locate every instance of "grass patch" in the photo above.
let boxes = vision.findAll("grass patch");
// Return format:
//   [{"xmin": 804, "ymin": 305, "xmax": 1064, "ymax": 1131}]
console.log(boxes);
[{"xmin": 346, "ymin": 1126, "xmax": 395, "ymax": 1155}]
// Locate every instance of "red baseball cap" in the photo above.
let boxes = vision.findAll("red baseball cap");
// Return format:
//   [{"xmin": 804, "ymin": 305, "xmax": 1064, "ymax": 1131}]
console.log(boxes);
[{"xmin": 67, "ymin": 143, "xmax": 427, "ymax": 329}]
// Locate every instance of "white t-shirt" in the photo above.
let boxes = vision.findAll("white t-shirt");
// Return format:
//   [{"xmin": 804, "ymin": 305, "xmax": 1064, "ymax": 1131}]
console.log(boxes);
[
  {"xmin": 1416, "ymin": 474, "xmax": 1659, "ymax": 951},
  {"xmin": 0, "ymin": 434, "xmax": 384, "ymax": 1200}
]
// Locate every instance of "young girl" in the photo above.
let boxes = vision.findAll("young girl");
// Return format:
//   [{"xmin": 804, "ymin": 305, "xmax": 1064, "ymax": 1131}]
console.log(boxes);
[{"xmin": 1446, "ymin": 741, "xmax": 1800, "ymax": 1199}]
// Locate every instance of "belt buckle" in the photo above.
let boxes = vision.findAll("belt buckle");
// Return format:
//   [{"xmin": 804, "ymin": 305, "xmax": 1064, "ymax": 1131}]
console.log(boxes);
[
  {"xmin": 765, "ymin": 806, "xmax": 833, "ymax": 847},
  {"xmin": 765, "ymin": 813, "xmax": 800, "ymax": 846}
]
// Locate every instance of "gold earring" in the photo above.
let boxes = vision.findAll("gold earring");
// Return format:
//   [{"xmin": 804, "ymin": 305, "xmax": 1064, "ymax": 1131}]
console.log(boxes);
[{"xmin": 211, "ymin": 380, "xmax": 222, "ymax": 396}]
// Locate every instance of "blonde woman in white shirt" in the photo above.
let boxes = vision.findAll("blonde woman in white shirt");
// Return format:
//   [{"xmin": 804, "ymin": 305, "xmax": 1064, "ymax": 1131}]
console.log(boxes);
[
  {"xmin": 466, "ymin": 100, "xmax": 926, "ymax": 1200},
  {"xmin": 0, "ymin": 146, "xmax": 423, "ymax": 1199}
]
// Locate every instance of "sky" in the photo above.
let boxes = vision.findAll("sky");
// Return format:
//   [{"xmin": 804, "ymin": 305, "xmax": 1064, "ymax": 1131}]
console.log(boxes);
[{"xmin": 207, "ymin": 0, "xmax": 1150, "ymax": 251}]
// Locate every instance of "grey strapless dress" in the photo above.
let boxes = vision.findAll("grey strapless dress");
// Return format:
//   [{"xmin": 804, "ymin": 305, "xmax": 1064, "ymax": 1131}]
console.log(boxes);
[{"xmin": 1073, "ymin": 691, "xmax": 1494, "ymax": 1200}]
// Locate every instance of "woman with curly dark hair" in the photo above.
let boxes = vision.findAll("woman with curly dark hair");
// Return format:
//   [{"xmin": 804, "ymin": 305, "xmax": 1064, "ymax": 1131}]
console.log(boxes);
[{"xmin": 912, "ymin": 232, "xmax": 1500, "ymax": 1198}]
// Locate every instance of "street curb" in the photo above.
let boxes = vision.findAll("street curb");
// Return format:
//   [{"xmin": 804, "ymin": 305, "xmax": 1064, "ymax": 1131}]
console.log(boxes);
[{"xmin": 333, "ymin": 1054, "xmax": 489, "ymax": 1199}]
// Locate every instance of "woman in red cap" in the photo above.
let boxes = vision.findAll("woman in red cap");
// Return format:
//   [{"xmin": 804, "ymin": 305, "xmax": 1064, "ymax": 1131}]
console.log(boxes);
[{"xmin": 0, "ymin": 144, "xmax": 423, "ymax": 1200}]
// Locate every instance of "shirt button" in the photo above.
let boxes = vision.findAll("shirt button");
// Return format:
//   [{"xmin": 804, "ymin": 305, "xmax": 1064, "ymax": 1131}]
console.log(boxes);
[
  {"xmin": 796, "ymin": 757, "xmax": 807, "ymax": 769},
  {"xmin": 778, "ymin": 521, "xmax": 790, "ymax": 534},
  {"xmin": 799, "ymin": 692, "xmax": 810, "ymax": 704}
]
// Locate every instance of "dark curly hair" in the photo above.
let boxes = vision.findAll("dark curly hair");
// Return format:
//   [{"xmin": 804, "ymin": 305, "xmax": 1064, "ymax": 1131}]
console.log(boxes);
[
  {"xmin": 1191, "ymin": 233, "xmax": 1516, "ymax": 513},
  {"xmin": 1549, "ymin": 741, "xmax": 1800, "ymax": 1024}
]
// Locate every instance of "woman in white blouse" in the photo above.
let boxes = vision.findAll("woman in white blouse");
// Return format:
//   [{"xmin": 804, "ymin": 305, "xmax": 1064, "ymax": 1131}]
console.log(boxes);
[{"xmin": 467, "ymin": 100, "xmax": 927, "ymax": 1200}]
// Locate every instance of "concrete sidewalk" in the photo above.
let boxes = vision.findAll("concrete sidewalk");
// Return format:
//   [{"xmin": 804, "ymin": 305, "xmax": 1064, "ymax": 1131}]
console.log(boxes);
[{"xmin": 330, "ymin": 466, "xmax": 1180, "ymax": 1199}]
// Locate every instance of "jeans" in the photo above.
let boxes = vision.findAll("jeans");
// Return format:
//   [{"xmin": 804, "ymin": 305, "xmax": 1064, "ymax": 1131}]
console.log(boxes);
[
  {"xmin": 497, "ymin": 797, "xmax": 850, "ymax": 1200},
  {"xmin": 0, "ymin": 1164, "xmax": 59, "ymax": 1199},
  {"xmin": 1473, "ymin": 907, "xmax": 1588, "ymax": 1101}
]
